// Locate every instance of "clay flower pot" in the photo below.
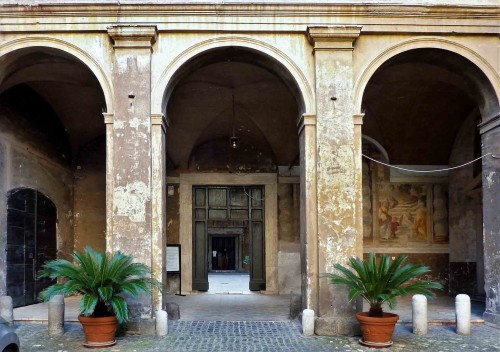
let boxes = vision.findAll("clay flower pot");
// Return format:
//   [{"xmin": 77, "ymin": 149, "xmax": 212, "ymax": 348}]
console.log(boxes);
[
  {"xmin": 356, "ymin": 312, "xmax": 399, "ymax": 348},
  {"xmin": 78, "ymin": 315, "xmax": 119, "ymax": 348}
]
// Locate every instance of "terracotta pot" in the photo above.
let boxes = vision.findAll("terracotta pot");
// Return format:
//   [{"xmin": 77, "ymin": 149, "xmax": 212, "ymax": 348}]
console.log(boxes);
[
  {"xmin": 78, "ymin": 315, "xmax": 118, "ymax": 348},
  {"xmin": 356, "ymin": 312, "xmax": 399, "ymax": 348}
]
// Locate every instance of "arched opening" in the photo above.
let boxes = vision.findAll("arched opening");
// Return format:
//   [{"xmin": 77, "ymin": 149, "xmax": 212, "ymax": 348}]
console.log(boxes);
[
  {"xmin": 0, "ymin": 46, "xmax": 107, "ymax": 300},
  {"xmin": 361, "ymin": 48, "xmax": 500, "ymax": 318},
  {"xmin": 161, "ymin": 46, "xmax": 304, "ymax": 316}
]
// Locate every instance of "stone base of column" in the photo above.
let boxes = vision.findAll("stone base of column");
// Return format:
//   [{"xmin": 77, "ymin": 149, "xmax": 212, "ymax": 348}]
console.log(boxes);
[
  {"xmin": 122, "ymin": 318, "xmax": 157, "ymax": 336},
  {"xmin": 315, "ymin": 316, "xmax": 361, "ymax": 336},
  {"xmin": 484, "ymin": 311, "xmax": 500, "ymax": 328}
]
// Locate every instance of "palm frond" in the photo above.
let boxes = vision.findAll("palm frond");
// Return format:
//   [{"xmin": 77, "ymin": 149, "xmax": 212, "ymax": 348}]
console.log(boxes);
[
  {"xmin": 38, "ymin": 247, "xmax": 162, "ymax": 322},
  {"xmin": 322, "ymin": 253, "xmax": 442, "ymax": 316}
]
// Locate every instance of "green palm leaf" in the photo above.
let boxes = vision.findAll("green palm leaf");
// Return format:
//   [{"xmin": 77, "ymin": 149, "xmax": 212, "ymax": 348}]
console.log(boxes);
[
  {"xmin": 38, "ymin": 246, "xmax": 162, "ymax": 322},
  {"xmin": 322, "ymin": 253, "xmax": 443, "ymax": 317}
]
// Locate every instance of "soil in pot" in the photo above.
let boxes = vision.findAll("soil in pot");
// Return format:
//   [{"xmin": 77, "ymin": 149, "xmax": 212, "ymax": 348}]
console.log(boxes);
[
  {"xmin": 356, "ymin": 312, "xmax": 399, "ymax": 348},
  {"xmin": 78, "ymin": 315, "xmax": 119, "ymax": 348}
]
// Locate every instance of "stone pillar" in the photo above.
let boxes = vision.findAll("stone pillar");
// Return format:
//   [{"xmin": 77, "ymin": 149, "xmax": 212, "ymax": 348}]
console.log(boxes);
[
  {"xmin": 104, "ymin": 113, "xmax": 114, "ymax": 253},
  {"xmin": 107, "ymin": 25, "xmax": 158, "ymax": 312},
  {"xmin": 0, "ymin": 296, "xmax": 13, "ymax": 326},
  {"xmin": 479, "ymin": 115, "xmax": 500, "ymax": 328},
  {"xmin": 353, "ymin": 114, "xmax": 364, "ymax": 256},
  {"xmin": 151, "ymin": 114, "xmax": 167, "ymax": 311},
  {"xmin": 298, "ymin": 113, "xmax": 318, "ymax": 313},
  {"xmin": 307, "ymin": 25, "xmax": 362, "ymax": 336},
  {"xmin": 48, "ymin": 295, "xmax": 65, "ymax": 336}
]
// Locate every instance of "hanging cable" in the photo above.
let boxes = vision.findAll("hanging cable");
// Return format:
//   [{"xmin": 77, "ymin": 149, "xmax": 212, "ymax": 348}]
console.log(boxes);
[{"xmin": 362, "ymin": 153, "xmax": 493, "ymax": 173}]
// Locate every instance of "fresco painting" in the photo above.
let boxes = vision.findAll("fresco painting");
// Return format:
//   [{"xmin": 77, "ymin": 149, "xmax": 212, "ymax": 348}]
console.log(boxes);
[{"xmin": 377, "ymin": 184, "xmax": 430, "ymax": 244}]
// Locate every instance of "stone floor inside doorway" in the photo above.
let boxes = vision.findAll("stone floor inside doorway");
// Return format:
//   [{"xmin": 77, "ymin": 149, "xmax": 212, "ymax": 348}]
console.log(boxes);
[{"xmin": 207, "ymin": 273, "xmax": 253, "ymax": 294}]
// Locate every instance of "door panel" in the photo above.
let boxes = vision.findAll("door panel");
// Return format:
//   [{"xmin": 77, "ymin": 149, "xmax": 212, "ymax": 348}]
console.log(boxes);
[
  {"xmin": 193, "ymin": 187, "xmax": 209, "ymax": 291},
  {"xmin": 6, "ymin": 189, "xmax": 57, "ymax": 307},
  {"xmin": 192, "ymin": 186, "xmax": 265, "ymax": 291},
  {"xmin": 249, "ymin": 187, "xmax": 265, "ymax": 291}
]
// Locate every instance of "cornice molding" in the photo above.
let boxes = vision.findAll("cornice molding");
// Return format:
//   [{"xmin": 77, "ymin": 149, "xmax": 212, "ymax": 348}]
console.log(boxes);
[
  {"xmin": 108, "ymin": 25, "xmax": 158, "ymax": 50},
  {"xmin": 1, "ymin": 4, "xmax": 499, "ymax": 19},
  {"xmin": 297, "ymin": 113, "xmax": 316, "ymax": 135},
  {"xmin": 478, "ymin": 112, "xmax": 500, "ymax": 135},
  {"xmin": 307, "ymin": 25, "xmax": 362, "ymax": 51},
  {"xmin": 151, "ymin": 113, "xmax": 169, "ymax": 132}
]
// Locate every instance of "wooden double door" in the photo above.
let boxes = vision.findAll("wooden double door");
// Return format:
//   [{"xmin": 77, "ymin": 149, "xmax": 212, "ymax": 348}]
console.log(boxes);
[
  {"xmin": 193, "ymin": 186, "xmax": 265, "ymax": 291},
  {"xmin": 6, "ymin": 189, "xmax": 57, "ymax": 307}
]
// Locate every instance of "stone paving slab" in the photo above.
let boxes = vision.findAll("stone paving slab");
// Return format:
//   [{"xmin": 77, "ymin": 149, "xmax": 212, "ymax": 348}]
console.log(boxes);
[{"xmin": 15, "ymin": 320, "xmax": 500, "ymax": 352}]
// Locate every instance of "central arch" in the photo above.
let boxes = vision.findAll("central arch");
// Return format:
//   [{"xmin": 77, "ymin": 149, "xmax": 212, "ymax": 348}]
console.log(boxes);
[{"xmin": 158, "ymin": 39, "xmax": 311, "ymax": 299}]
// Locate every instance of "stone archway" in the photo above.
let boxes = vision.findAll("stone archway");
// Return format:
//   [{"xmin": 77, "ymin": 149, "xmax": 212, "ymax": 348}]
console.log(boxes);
[
  {"xmin": 358, "ymin": 46, "xmax": 500, "ymax": 327},
  {"xmin": 157, "ymin": 42, "xmax": 312, "ymax": 301}
]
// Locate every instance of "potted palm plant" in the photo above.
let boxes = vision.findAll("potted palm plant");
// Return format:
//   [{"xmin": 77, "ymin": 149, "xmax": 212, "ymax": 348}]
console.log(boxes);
[
  {"xmin": 38, "ymin": 247, "xmax": 161, "ymax": 348},
  {"xmin": 323, "ymin": 253, "xmax": 442, "ymax": 348}
]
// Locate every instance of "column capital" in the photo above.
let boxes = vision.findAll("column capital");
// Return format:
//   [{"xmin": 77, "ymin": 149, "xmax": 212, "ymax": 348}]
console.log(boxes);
[
  {"xmin": 307, "ymin": 25, "xmax": 362, "ymax": 51},
  {"xmin": 103, "ymin": 112, "xmax": 114, "ymax": 125},
  {"xmin": 478, "ymin": 112, "xmax": 500, "ymax": 135},
  {"xmin": 297, "ymin": 113, "xmax": 316, "ymax": 135},
  {"xmin": 151, "ymin": 113, "xmax": 169, "ymax": 131},
  {"xmin": 353, "ymin": 113, "xmax": 365, "ymax": 126},
  {"xmin": 108, "ymin": 25, "xmax": 158, "ymax": 50}
]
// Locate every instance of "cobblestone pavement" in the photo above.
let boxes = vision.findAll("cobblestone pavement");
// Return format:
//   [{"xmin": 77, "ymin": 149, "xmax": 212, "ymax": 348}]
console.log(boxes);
[{"xmin": 15, "ymin": 321, "xmax": 500, "ymax": 352}]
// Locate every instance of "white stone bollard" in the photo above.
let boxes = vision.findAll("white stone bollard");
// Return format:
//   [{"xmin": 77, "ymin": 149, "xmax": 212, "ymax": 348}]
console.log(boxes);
[
  {"xmin": 302, "ymin": 309, "xmax": 315, "ymax": 336},
  {"xmin": 155, "ymin": 309, "xmax": 168, "ymax": 336},
  {"xmin": 412, "ymin": 294, "xmax": 428, "ymax": 335},
  {"xmin": 48, "ymin": 295, "xmax": 65, "ymax": 336},
  {"xmin": 455, "ymin": 294, "xmax": 471, "ymax": 335},
  {"xmin": 0, "ymin": 296, "xmax": 14, "ymax": 326}
]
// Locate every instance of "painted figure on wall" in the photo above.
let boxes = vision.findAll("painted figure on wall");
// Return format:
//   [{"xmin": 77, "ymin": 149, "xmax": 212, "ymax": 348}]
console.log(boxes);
[{"xmin": 377, "ymin": 184, "xmax": 429, "ymax": 244}]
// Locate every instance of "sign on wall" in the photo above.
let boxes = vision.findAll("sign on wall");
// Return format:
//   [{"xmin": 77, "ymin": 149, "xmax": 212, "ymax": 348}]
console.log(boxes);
[{"xmin": 166, "ymin": 244, "xmax": 181, "ymax": 273}]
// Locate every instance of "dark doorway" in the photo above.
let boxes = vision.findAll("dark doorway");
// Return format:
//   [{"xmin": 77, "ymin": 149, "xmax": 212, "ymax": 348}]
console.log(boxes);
[
  {"xmin": 211, "ymin": 236, "xmax": 236, "ymax": 271},
  {"xmin": 6, "ymin": 188, "xmax": 57, "ymax": 307},
  {"xmin": 193, "ymin": 186, "xmax": 265, "ymax": 291}
]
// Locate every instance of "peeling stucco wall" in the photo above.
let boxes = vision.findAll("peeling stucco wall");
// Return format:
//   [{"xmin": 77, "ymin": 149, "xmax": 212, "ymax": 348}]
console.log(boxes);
[
  {"xmin": 277, "ymin": 182, "xmax": 300, "ymax": 294},
  {"xmin": 448, "ymin": 111, "xmax": 483, "ymax": 296},
  {"xmin": 73, "ymin": 137, "xmax": 106, "ymax": 253}
]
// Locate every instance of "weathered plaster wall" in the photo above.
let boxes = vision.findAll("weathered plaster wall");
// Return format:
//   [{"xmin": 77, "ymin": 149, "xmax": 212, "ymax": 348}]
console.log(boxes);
[
  {"xmin": 448, "ymin": 111, "xmax": 483, "ymax": 296},
  {"xmin": 277, "ymin": 182, "xmax": 300, "ymax": 294},
  {"xmin": 73, "ymin": 137, "xmax": 106, "ymax": 253},
  {"xmin": 165, "ymin": 182, "xmax": 180, "ymax": 294},
  {"xmin": 0, "ymin": 88, "xmax": 74, "ymax": 295}
]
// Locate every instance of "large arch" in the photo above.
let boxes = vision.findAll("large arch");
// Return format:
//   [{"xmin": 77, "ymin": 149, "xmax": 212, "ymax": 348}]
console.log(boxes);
[
  {"xmin": 152, "ymin": 36, "xmax": 315, "ymax": 116},
  {"xmin": 358, "ymin": 41, "xmax": 500, "ymax": 322},
  {"xmin": 0, "ymin": 36, "xmax": 114, "ymax": 114},
  {"xmin": 354, "ymin": 37, "xmax": 500, "ymax": 120},
  {"xmin": 158, "ymin": 37, "xmax": 310, "ymax": 297}
]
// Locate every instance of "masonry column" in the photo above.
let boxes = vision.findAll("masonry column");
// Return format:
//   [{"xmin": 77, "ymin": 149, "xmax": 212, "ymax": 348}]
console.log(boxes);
[
  {"xmin": 353, "ymin": 114, "xmax": 364, "ymax": 256},
  {"xmin": 151, "ymin": 113, "xmax": 167, "ymax": 311},
  {"xmin": 479, "ymin": 115, "xmax": 500, "ymax": 328},
  {"xmin": 298, "ymin": 113, "xmax": 318, "ymax": 313},
  {"xmin": 104, "ymin": 112, "xmax": 114, "ymax": 253},
  {"xmin": 307, "ymin": 25, "xmax": 362, "ymax": 336},
  {"xmin": 107, "ymin": 26, "xmax": 157, "ymax": 303}
]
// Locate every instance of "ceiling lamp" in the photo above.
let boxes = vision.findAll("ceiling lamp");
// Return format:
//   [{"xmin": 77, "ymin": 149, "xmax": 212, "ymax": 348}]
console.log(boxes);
[{"xmin": 230, "ymin": 94, "xmax": 240, "ymax": 149}]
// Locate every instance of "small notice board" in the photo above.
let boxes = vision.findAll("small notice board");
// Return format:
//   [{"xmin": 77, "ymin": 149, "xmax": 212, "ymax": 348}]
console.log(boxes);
[{"xmin": 166, "ymin": 245, "xmax": 181, "ymax": 273}]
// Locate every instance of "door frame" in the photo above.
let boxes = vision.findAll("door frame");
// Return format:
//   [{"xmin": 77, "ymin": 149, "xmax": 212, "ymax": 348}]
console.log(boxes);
[{"xmin": 179, "ymin": 173, "xmax": 278, "ymax": 294}]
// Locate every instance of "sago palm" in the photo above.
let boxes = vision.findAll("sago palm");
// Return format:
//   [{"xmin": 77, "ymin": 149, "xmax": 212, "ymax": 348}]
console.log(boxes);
[
  {"xmin": 322, "ymin": 253, "xmax": 443, "ymax": 317},
  {"xmin": 38, "ymin": 246, "xmax": 162, "ymax": 323}
]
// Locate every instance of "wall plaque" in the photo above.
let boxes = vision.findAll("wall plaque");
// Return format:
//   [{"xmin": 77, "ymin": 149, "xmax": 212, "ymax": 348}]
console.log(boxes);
[{"xmin": 166, "ymin": 245, "xmax": 181, "ymax": 273}]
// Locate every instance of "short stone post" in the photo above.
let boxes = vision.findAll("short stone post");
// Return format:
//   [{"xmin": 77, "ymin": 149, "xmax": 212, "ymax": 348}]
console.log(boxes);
[
  {"xmin": 48, "ymin": 295, "xmax": 65, "ymax": 336},
  {"xmin": 412, "ymin": 294, "xmax": 428, "ymax": 335},
  {"xmin": 155, "ymin": 310, "xmax": 168, "ymax": 336},
  {"xmin": 302, "ymin": 309, "xmax": 315, "ymax": 336},
  {"xmin": 455, "ymin": 294, "xmax": 471, "ymax": 335},
  {"xmin": 0, "ymin": 296, "xmax": 14, "ymax": 326}
]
